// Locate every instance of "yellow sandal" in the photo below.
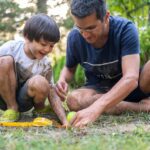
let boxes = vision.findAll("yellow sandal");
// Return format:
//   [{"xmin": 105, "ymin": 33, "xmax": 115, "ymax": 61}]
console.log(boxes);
[{"xmin": 0, "ymin": 109, "xmax": 20, "ymax": 122}]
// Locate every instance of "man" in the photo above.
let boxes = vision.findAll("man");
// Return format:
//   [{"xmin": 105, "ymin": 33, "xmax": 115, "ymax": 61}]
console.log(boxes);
[
  {"xmin": 56, "ymin": 0, "xmax": 150, "ymax": 128},
  {"xmin": 0, "ymin": 14, "xmax": 68, "ymax": 125}
]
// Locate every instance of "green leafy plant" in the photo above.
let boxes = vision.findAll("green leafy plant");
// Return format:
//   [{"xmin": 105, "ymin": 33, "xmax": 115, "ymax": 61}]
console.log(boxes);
[
  {"xmin": 53, "ymin": 56, "xmax": 66, "ymax": 83},
  {"xmin": 53, "ymin": 56, "xmax": 85, "ymax": 88},
  {"xmin": 140, "ymin": 27, "xmax": 150, "ymax": 65}
]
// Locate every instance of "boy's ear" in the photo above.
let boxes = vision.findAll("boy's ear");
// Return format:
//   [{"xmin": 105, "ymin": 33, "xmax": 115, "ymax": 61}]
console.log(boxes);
[
  {"xmin": 24, "ymin": 36, "xmax": 28, "ymax": 40},
  {"xmin": 24, "ymin": 36, "xmax": 31, "ymax": 44},
  {"xmin": 24, "ymin": 36, "xmax": 32, "ymax": 42}
]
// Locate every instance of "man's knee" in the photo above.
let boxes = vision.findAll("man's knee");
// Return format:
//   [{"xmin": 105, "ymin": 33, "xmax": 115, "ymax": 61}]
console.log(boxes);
[
  {"xmin": 67, "ymin": 92, "xmax": 81, "ymax": 111},
  {"xmin": 139, "ymin": 60, "xmax": 150, "ymax": 93},
  {"xmin": 27, "ymin": 75, "xmax": 50, "ymax": 98}
]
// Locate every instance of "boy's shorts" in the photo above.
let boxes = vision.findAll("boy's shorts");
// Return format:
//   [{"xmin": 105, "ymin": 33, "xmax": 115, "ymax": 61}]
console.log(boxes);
[
  {"xmin": 0, "ymin": 55, "xmax": 34, "ymax": 112},
  {"xmin": 0, "ymin": 82, "xmax": 34, "ymax": 112},
  {"xmin": 82, "ymin": 84, "xmax": 150, "ymax": 103}
]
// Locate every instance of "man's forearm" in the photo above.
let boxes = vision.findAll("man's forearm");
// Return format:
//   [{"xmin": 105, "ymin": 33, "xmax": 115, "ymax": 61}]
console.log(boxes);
[
  {"xmin": 91, "ymin": 76, "xmax": 138, "ymax": 115},
  {"xmin": 48, "ymin": 87, "xmax": 67, "ymax": 125},
  {"xmin": 59, "ymin": 66, "xmax": 76, "ymax": 83}
]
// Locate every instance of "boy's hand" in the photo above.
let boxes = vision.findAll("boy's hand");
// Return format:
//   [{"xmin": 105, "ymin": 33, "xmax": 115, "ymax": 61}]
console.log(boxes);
[
  {"xmin": 62, "ymin": 121, "xmax": 70, "ymax": 128},
  {"xmin": 55, "ymin": 80, "xmax": 68, "ymax": 101}
]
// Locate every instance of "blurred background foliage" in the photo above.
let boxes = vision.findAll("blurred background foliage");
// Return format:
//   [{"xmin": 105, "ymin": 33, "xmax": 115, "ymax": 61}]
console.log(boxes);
[{"xmin": 0, "ymin": 0, "xmax": 149, "ymax": 87}]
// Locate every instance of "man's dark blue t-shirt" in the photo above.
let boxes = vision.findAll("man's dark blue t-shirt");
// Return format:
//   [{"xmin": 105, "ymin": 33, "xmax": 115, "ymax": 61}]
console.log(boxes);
[{"xmin": 66, "ymin": 16, "xmax": 140, "ymax": 92}]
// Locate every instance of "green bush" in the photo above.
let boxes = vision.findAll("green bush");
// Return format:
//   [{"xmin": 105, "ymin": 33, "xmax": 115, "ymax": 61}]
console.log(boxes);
[
  {"xmin": 70, "ymin": 65, "xmax": 85, "ymax": 88},
  {"xmin": 53, "ymin": 56, "xmax": 66, "ymax": 83},
  {"xmin": 140, "ymin": 27, "xmax": 150, "ymax": 65},
  {"xmin": 53, "ymin": 56, "xmax": 85, "ymax": 88}
]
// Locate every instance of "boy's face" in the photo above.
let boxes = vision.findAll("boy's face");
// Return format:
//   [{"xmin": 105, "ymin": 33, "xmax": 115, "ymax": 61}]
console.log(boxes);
[{"xmin": 25, "ymin": 38, "xmax": 55, "ymax": 60}]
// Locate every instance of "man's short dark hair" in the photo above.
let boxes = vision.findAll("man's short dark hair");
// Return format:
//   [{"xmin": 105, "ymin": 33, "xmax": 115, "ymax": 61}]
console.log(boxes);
[
  {"xmin": 23, "ymin": 13, "xmax": 60, "ymax": 43},
  {"xmin": 71, "ymin": 0, "xmax": 107, "ymax": 21}
]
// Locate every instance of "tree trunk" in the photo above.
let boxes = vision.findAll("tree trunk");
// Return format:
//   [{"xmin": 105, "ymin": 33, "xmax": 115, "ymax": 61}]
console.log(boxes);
[{"xmin": 36, "ymin": 0, "xmax": 47, "ymax": 14}]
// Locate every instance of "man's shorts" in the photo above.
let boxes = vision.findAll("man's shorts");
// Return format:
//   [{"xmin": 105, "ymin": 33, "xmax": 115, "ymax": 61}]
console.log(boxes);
[
  {"xmin": 0, "ymin": 55, "xmax": 34, "ymax": 112},
  {"xmin": 82, "ymin": 84, "xmax": 150, "ymax": 103}
]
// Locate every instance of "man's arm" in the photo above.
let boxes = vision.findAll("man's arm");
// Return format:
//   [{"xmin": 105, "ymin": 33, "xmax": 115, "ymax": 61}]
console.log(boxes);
[
  {"xmin": 96, "ymin": 54, "xmax": 140, "ymax": 110},
  {"xmin": 71, "ymin": 54, "xmax": 140, "ymax": 127},
  {"xmin": 59, "ymin": 66, "xmax": 77, "ymax": 82},
  {"xmin": 56, "ymin": 66, "xmax": 77, "ymax": 100}
]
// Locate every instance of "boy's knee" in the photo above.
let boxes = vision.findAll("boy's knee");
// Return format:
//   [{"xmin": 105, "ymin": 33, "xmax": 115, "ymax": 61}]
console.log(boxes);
[
  {"xmin": 28, "ymin": 75, "xmax": 49, "ymax": 96},
  {"xmin": 0, "ymin": 56, "xmax": 14, "ymax": 71}
]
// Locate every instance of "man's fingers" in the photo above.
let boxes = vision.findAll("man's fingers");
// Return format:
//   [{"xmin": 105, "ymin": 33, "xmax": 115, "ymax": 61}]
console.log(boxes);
[
  {"xmin": 70, "ymin": 113, "xmax": 77, "ymax": 125},
  {"xmin": 55, "ymin": 87, "xmax": 66, "ymax": 101},
  {"xmin": 71, "ymin": 114, "xmax": 83, "ymax": 127},
  {"xmin": 56, "ymin": 83, "xmax": 68, "ymax": 95},
  {"xmin": 74, "ymin": 120, "xmax": 87, "ymax": 128},
  {"xmin": 70, "ymin": 112, "xmax": 89, "ymax": 128},
  {"xmin": 63, "ymin": 83, "xmax": 68, "ymax": 93},
  {"xmin": 56, "ymin": 83, "xmax": 65, "ymax": 93}
]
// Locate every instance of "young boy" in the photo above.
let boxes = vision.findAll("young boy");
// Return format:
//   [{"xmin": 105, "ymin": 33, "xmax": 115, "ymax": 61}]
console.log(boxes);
[{"xmin": 0, "ymin": 13, "xmax": 68, "ymax": 125}]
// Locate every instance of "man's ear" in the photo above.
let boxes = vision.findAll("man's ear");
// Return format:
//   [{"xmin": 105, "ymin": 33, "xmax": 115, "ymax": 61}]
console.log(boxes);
[{"xmin": 104, "ymin": 11, "xmax": 110, "ymax": 23}]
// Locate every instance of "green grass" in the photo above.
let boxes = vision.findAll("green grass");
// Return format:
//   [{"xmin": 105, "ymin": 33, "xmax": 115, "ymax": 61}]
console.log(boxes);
[{"xmin": 0, "ymin": 112, "xmax": 149, "ymax": 150}]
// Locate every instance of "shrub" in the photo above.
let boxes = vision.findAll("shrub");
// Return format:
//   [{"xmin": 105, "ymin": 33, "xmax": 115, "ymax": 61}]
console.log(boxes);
[
  {"xmin": 140, "ymin": 27, "xmax": 150, "ymax": 65},
  {"xmin": 53, "ymin": 56, "xmax": 85, "ymax": 88}
]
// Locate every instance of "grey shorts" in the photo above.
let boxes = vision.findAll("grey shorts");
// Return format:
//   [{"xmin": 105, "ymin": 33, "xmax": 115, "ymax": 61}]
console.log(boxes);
[
  {"xmin": 0, "ymin": 55, "xmax": 34, "ymax": 112},
  {"xmin": 0, "ymin": 82, "xmax": 34, "ymax": 112}
]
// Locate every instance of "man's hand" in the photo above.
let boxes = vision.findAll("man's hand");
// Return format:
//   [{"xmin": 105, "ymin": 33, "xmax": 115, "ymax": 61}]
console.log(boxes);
[
  {"xmin": 70, "ymin": 106, "xmax": 100, "ymax": 128},
  {"xmin": 55, "ymin": 80, "xmax": 68, "ymax": 101}
]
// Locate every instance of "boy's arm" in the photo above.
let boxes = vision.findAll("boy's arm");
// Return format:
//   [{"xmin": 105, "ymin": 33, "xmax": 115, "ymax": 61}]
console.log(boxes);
[{"xmin": 48, "ymin": 86, "xmax": 68, "ymax": 126}]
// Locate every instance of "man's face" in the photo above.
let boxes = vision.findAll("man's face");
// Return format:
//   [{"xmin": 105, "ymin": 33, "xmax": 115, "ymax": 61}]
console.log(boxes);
[
  {"xmin": 25, "ymin": 38, "xmax": 55, "ymax": 60},
  {"xmin": 73, "ymin": 12, "xmax": 109, "ymax": 46}
]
